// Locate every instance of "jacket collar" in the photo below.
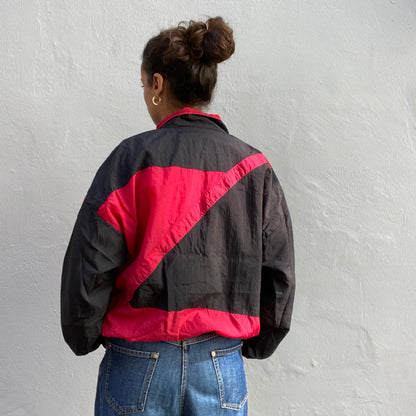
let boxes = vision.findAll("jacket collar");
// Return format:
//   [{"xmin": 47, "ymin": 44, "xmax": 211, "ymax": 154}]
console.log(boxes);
[{"xmin": 156, "ymin": 107, "xmax": 227, "ymax": 132}]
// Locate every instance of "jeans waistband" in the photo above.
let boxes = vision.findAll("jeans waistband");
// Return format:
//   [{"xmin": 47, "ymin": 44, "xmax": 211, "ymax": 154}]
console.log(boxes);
[
  {"xmin": 164, "ymin": 332, "xmax": 219, "ymax": 347},
  {"xmin": 107, "ymin": 332, "xmax": 222, "ymax": 350}
]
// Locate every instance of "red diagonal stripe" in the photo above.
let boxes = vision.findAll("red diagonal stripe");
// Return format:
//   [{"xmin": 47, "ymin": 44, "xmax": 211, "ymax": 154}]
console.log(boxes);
[
  {"xmin": 98, "ymin": 153, "xmax": 269, "ymax": 300},
  {"xmin": 98, "ymin": 166, "xmax": 224, "ymax": 257},
  {"xmin": 124, "ymin": 153, "xmax": 268, "ymax": 295}
]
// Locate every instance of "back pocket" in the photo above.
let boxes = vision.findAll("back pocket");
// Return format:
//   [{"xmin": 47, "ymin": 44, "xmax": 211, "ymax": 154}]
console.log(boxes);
[
  {"xmin": 105, "ymin": 341, "xmax": 159, "ymax": 414},
  {"xmin": 211, "ymin": 343, "xmax": 248, "ymax": 411}
]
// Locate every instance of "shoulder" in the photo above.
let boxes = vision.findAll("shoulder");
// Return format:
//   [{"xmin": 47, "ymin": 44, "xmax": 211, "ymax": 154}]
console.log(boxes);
[
  {"xmin": 102, "ymin": 128, "xmax": 170, "ymax": 171},
  {"xmin": 84, "ymin": 129, "xmax": 161, "ymax": 205}
]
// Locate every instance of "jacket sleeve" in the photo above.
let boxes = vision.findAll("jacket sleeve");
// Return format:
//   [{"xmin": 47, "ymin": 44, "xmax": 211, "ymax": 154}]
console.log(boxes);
[
  {"xmin": 61, "ymin": 149, "xmax": 128, "ymax": 356},
  {"xmin": 242, "ymin": 168, "xmax": 295, "ymax": 359}
]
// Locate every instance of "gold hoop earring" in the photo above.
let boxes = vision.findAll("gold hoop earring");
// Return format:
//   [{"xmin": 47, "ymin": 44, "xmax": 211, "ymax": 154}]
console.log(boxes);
[{"xmin": 152, "ymin": 96, "xmax": 161, "ymax": 106}]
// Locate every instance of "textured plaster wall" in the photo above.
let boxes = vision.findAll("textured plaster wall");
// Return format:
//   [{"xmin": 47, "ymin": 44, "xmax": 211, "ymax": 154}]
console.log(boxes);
[{"xmin": 1, "ymin": 1, "xmax": 416, "ymax": 415}]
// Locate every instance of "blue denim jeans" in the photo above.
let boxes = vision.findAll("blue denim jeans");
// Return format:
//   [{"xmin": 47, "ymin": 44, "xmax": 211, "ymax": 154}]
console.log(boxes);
[{"xmin": 95, "ymin": 333, "xmax": 248, "ymax": 416}]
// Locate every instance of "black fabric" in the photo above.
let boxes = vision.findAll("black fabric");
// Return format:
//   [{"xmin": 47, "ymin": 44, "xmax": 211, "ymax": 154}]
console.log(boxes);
[
  {"xmin": 61, "ymin": 113, "xmax": 295, "ymax": 359},
  {"xmin": 61, "ymin": 206, "xmax": 128, "ymax": 355},
  {"xmin": 86, "ymin": 115, "xmax": 258, "ymax": 207},
  {"xmin": 130, "ymin": 169, "xmax": 264, "ymax": 315}
]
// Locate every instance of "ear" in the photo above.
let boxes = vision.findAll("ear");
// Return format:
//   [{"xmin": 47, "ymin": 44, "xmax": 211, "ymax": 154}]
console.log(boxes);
[{"xmin": 152, "ymin": 73, "xmax": 165, "ymax": 95}]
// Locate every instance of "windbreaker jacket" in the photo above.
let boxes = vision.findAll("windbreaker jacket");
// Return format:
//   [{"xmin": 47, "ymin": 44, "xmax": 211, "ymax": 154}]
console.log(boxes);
[{"xmin": 61, "ymin": 109, "xmax": 295, "ymax": 359}]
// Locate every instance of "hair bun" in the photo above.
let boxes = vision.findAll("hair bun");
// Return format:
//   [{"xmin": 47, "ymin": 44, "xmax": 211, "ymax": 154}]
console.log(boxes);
[
  {"xmin": 166, "ymin": 17, "xmax": 235, "ymax": 65},
  {"xmin": 199, "ymin": 17, "xmax": 235, "ymax": 64}
]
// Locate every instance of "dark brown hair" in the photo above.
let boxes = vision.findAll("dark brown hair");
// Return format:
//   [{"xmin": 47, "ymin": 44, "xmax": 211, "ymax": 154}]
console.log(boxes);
[{"xmin": 142, "ymin": 17, "xmax": 235, "ymax": 106}]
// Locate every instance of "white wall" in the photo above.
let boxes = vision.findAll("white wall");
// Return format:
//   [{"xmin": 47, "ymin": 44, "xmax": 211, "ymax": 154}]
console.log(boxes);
[{"xmin": 1, "ymin": 1, "xmax": 416, "ymax": 415}]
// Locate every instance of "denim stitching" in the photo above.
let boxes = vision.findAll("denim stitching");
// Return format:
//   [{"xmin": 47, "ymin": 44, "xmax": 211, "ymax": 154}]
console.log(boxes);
[
  {"xmin": 213, "ymin": 342, "xmax": 243, "ymax": 357},
  {"xmin": 164, "ymin": 332, "xmax": 218, "ymax": 347},
  {"xmin": 110, "ymin": 342, "xmax": 159, "ymax": 358},
  {"xmin": 179, "ymin": 345, "xmax": 188, "ymax": 415},
  {"xmin": 212, "ymin": 351, "xmax": 226, "ymax": 405},
  {"xmin": 139, "ymin": 352, "xmax": 159, "ymax": 413},
  {"xmin": 104, "ymin": 341, "xmax": 159, "ymax": 414},
  {"xmin": 184, "ymin": 333, "xmax": 218, "ymax": 346},
  {"xmin": 211, "ymin": 343, "xmax": 248, "ymax": 411}
]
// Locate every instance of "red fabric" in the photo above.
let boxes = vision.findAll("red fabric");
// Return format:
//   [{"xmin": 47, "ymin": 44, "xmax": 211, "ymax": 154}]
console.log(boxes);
[
  {"xmin": 99, "ymin": 152, "xmax": 269, "ymax": 341},
  {"xmin": 102, "ymin": 307, "xmax": 260, "ymax": 341},
  {"xmin": 99, "ymin": 153, "xmax": 268, "ymax": 296},
  {"xmin": 98, "ymin": 166, "xmax": 225, "ymax": 258},
  {"xmin": 156, "ymin": 107, "xmax": 222, "ymax": 129}
]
